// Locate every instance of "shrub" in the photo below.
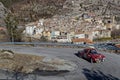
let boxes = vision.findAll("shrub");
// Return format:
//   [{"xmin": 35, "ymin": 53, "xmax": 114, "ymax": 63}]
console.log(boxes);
[{"xmin": 93, "ymin": 37, "xmax": 112, "ymax": 42}]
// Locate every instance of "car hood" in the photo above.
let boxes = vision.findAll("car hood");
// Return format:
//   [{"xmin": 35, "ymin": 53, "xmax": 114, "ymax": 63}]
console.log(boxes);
[{"xmin": 92, "ymin": 54, "xmax": 105, "ymax": 59}]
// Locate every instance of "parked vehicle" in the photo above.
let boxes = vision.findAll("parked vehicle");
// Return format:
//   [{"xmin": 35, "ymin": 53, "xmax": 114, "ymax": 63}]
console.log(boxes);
[{"xmin": 78, "ymin": 48, "xmax": 105, "ymax": 63}]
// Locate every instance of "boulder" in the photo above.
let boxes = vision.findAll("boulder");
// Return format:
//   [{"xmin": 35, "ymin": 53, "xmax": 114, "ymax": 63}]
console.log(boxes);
[{"xmin": 0, "ymin": 50, "xmax": 14, "ymax": 59}]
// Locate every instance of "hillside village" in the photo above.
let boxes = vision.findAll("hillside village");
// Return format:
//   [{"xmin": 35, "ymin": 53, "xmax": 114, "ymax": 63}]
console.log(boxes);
[
  {"xmin": 0, "ymin": 0, "xmax": 120, "ymax": 43},
  {"xmin": 24, "ymin": 14, "xmax": 119, "ymax": 44},
  {"xmin": 23, "ymin": 0, "xmax": 120, "ymax": 44}
]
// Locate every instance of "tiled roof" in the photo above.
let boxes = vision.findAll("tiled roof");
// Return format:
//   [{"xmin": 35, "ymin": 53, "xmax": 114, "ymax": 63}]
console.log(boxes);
[
  {"xmin": 0, "ymin": 27, "xmax": 6, "ymax": 30},
  {"xmin": 115, "ymin": 44, "xmax": 120, "ymax": 48},
  {"xmin": 72, "ymin": 38, "xmax": 93, "ymax": 44}
]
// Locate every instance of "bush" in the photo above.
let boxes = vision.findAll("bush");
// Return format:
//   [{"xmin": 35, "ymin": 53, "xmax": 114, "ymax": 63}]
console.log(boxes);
[
  {"xmin": 111, "ymin": 29, "xmax": 120, "ymax": 39},
  {"xmin": 40, "ymin": 36, "xmax": 48, "ymax": 42},
  {"xmin": 93, "ymin": 37, "xmax": 112, "ymax": 42},
  {"xmin": 4, "ymin": 13, "xmax": 23, "ymax": 42}
]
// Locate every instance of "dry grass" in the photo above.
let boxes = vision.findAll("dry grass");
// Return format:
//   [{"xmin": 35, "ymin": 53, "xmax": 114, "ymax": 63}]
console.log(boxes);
[{"xmin": 0, "ymin": 53, "xmax": 57, "ymax": 73}]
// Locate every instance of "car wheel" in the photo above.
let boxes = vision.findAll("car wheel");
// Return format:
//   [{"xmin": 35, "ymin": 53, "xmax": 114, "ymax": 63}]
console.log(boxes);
[
  {"xmin": 101, "ymin": 58, "xmax": 105, "ymax": 62},
  {"xmin": 78, "ymin": 52, "xmax": 82, "ymax": 57},
  {"xmin": 79, "ymin": 53, "xmax": 82, "ymax": 58},
  {"xmin": 90, "ymin": 58, "xmax": 93, "ymax": 63}
]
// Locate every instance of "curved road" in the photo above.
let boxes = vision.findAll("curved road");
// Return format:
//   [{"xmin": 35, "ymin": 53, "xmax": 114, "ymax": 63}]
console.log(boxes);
[{"xmin": 0, "ymin": 45, "xmax": 120, "ymax": 80}]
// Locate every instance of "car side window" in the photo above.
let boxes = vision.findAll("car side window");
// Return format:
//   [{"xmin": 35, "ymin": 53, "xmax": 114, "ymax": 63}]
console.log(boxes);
[{"xmin": 91, "ymin": 50, "xmax": 97, "ymax": 54}]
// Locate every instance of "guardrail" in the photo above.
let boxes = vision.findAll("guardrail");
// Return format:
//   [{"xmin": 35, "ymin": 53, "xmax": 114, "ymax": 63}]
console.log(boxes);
[
  {"xmin": 0, "ymin": 42, "xmax": 119, "ymax": 50},
  {"xmin": 0, "ymin": 42, "xmax": 91, "ymax": 48}
]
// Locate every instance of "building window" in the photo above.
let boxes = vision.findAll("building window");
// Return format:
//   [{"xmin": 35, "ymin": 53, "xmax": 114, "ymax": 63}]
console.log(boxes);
[
  {"xmin": 85, "ymin": 34, "xmax": 89, "ymax": 38},
  {"xmin": 108, "ymin": 21, "xmax": 111, "ymax": 23}
]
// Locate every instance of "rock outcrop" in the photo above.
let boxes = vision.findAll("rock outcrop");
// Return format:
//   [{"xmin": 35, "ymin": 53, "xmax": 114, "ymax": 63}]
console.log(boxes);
[
  {"xmin": 0, "ymin": 49, "xmax": 14, "ymax": 59},
  {"xmin": 0, "ymin": 2, "xmax": 8, "ymax": 26}
]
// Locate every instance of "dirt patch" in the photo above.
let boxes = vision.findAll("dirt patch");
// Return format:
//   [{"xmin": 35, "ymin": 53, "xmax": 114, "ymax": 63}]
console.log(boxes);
[
  {"xmin": 0, "ymin": 50, "xmax": 56, "ymax": 73},
  {"xmin": 0, "ymin": 50, "xmax": 76, "ymax": 73}
]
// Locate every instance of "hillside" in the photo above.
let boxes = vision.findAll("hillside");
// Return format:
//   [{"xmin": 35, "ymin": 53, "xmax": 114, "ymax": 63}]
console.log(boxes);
[
  {"xmin": 0, "ymin": 2, "xmax": 8, "ymax": 26},
  {"xmin": 0, "ymin": 0, "xmax": 67, "ymax": 24},
  {"xmin": 0, "ymin": 0, "xmax": 120, "ymax": 25}
]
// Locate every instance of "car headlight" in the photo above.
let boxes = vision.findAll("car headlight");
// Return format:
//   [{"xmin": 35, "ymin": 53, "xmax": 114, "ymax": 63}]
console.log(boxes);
[{"xmin": 95, "ymin": 58, "xmax": 99, "ymax": 61}]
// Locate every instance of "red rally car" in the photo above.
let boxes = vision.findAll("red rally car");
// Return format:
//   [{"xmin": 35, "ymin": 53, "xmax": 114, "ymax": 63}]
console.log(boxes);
[{"xmin": 78, "ymin": 48, "xmax": 105, "ymax": 63}]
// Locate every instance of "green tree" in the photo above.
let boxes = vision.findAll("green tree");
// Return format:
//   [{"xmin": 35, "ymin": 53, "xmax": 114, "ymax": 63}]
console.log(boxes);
[
  {"xmin": 111, "ymin": 29, "xmax": 120, "ymax": 39},
  {"xmin": 40, "ymin": 36, "xmax": 48, "ymax": 42},
  {"xmin": 4, "ymin": 13, "xmax": 21, "ymax": 42}
]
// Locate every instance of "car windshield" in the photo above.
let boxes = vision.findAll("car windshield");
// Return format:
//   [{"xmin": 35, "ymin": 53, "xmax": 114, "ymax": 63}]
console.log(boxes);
[{"xmin": 91, "ymin": 50, "xmax": 98, "ymax": 54}]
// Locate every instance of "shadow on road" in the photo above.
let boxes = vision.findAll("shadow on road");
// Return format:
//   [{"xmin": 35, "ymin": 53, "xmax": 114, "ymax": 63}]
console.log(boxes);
[
  {"xmin": 0, "ymin": 70, "xmax": 69, "ymax": 80},
  {"xmin": 82, "ymin": 68, "xmax": 120, "ymax": 80},
  {"xmin": 74, "ymin": 53, "xmax": 80, "ymax": 57},
  {"xmin": 33, "ymin": 70, "xmax": 69, "ymax": 76}
]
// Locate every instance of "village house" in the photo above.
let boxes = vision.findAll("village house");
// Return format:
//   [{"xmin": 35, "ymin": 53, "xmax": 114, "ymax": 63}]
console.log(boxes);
[
  {"xmin": 25, "ymin": 22, "xmax": 37, "ymax": 36},
  {"xmin": 85, "ymin": 32, "xmax": 94, "ymax": 41},
  {"xmin": 67, "ymin": 31, "xmax": 75, "ymax": 42},
  {"xmin": 115, "ymin": 24, "xmax": 120, "ymax": 29},
  {"xmin": 56, "ymin": 31, "xmax": 71, "ymax": 43},
  {"xmin": 50, "ymin": 30, "xmax": 60, "ymax": 42},
  {"xmin": 99, "ymin": 30, "xmax": 111, "ymax": 38},
  {"xmin": 71, "ymin": 31, "xmax": 93, "ymax": 44},
  {"xmin": 72, "ymin": 38, "xmax": 93, "ymax": 44},
  {"xmin": 103, "ymin": 16, "xmax": 116, "ymax": 30},
  {"xmin": 74, "ymin": 32, "xmax": 86, "ymax": 39},
  {"xmin": 24, "ymin": 21, "xmax": 45, "ymax": 39},
  {"xmin": 92, "ymin": 29, "xmax": 111, "ymax": 39},
  {"xmin": 82, "ymin": 13, "xmax": 93, "ymax": 23},
  {"xmin": 50, "ymin": 30, "xmax": 72, "ymax": 43},
  {"xmin": 42, "ymin": 30, "xmax": 51, "ymax": 40},
  {"xmin": 112, "ymin": 24, "xmax": 120, "ymax": 30}
]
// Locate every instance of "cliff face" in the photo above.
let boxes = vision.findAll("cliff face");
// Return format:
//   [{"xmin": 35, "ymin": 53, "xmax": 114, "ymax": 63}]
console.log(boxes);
[{"xmin": 0, "ymin": 2, "xmax": 8, "ymax": 26}]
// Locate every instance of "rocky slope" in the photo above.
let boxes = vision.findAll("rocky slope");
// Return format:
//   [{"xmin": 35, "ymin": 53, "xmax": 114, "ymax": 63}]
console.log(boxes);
[
  {"xmin": 3, "ymin": 0, "xmax": 67, "ymax": 23},
  {"xmin": 0, "ymin": 2, "xmax": 8, "ymax": 26},
  {"xmin": 0, "ymin": 0, "xmax": 120, "ymax": 25}
]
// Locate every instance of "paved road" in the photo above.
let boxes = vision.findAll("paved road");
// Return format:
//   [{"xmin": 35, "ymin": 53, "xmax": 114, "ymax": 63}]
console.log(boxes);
[{"xmin": 0, "ymin": 45, "xmax": 120, "ymax": 80}]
